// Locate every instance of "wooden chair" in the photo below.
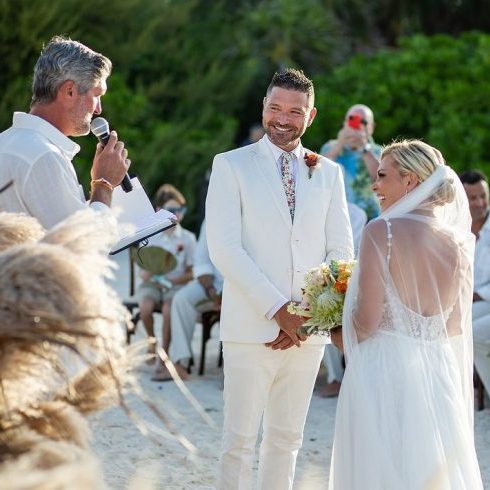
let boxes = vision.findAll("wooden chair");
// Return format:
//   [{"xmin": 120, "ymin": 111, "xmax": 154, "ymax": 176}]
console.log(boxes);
[
  {"xmin": 123, "ymin": 248, "xmax": 223, "ymax": 376},
  {"xmin": 199, "ymin": 309, "xmax": 222, "ymax": 375},
  {"xmin": 475, "ymin": 369, "xmax": 485, "ymax": 411},
  {"xmin": 123, "ymin": 249, "xmax": 140, "ymax": 344}
]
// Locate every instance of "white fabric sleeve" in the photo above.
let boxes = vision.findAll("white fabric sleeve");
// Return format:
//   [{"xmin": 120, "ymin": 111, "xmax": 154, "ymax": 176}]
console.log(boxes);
[
  {"xmin": 184, "ymin": 231, "xmax": 197, "ymax": 267},
  {"xmin": 265, "ymin": 297, "xmax": 288, "ymax": 320},
  {"xmin": 22, "ymin": 152, "xmax": 86, "ymax": 229},
  {"xmin": 193, "ymin": 220, "xmax": 216, "ymax": 278},
  {"xmin": 89, "ymin": 201, "xmax": 110, "ymax": 213}
]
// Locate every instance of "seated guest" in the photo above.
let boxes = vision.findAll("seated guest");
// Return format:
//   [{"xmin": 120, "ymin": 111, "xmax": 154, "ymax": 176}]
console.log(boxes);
[
  {"xmin": 460, "ymin": 170, "xmax": 490, "ymax": 398},
  {"xmin": 168, "ymin": 219, "xmax": 223, "ymax": 380},
  {"xmin": 135, "ymin": 184, "xmax": 196, "ymax": 380}
]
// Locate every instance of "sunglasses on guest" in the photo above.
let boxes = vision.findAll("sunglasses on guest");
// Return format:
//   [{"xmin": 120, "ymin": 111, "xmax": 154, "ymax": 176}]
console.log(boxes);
[{"xmin": 164, "ymin": 206, "xmax": 187, "ymax": 214}]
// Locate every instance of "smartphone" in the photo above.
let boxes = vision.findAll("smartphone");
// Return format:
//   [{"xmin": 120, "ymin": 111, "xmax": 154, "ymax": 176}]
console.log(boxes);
[{"xmin": 347, "ymin": 114, "xmax": 363, "ymax": 130}]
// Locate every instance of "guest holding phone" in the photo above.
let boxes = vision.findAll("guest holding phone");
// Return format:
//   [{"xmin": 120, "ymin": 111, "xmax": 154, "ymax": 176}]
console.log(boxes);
[{"xmin": 320, "ymin": 104, "xmax": 381, "ymax": 219}]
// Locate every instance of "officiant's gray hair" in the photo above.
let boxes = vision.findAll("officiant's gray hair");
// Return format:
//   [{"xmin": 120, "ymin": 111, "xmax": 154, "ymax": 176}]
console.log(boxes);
[
  {"xmin": 382, "ymin": 139, "xmax": 456, "ymax": 204},
  {"xmin": 266, "ymin": 68, "xmax": 314, "ymax": 102},
  {"xmin": 31, "ymin": 35, "xmax": 112, "ymax": 106}
]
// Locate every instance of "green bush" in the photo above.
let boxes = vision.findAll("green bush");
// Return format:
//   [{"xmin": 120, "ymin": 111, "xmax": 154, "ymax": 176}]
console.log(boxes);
[{"xmin": 307, "ymin": 32, "xmax": 490, "ymax": 175}]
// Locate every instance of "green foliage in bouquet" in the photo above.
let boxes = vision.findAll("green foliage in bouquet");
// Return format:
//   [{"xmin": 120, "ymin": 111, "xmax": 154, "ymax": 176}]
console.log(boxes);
[{"xmin": 288, "ymin": 260, "xmax": 355, "ymax": 336}]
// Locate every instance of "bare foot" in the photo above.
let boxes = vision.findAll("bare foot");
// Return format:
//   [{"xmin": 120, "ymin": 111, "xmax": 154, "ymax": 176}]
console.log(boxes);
[
  {"xmin": 317, "ymin": 380, "xmax": 341, "ymax": 398},
  {"xmin": 151, "ymin": 361, "xmax": 189, "ymax": 382}
]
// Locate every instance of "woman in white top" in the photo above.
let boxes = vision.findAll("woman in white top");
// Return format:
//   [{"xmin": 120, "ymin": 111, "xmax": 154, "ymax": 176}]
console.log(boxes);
[
  {"xmin": 330, "ymin": 140, "xmax": 483, "ymax": 489},
  {"xmin": 136, "ymin": 184, "xmax": 196, "ymax": 381}
]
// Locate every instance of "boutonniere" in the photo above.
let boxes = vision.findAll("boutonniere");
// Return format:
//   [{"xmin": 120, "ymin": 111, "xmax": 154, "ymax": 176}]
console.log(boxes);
[
  {"xmin": 176, "ymin": 243, "xmax": 184, "ymax": 253},
  {"xmin": 304, "ymin": 152, "xmax": 320, "ymax": 179}
]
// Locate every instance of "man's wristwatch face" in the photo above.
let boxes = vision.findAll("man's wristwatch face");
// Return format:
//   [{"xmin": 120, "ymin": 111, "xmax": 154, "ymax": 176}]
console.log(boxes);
[{"xmin": 361, "ymin": 143, "xmax": 372, "ymax": 154}]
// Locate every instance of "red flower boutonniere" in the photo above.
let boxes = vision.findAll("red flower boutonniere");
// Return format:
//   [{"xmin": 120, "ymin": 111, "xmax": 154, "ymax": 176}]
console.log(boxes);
[
  {"xmin": 304, "ymin": 152, "xmax": 320, "ymax": 179},
  {"xmin": 176, "ymin": 243, "xmax": 184, "ymax": 253}
]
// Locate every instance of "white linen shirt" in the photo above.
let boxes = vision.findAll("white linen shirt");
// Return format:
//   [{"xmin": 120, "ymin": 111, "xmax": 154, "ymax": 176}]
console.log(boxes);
[
  {"xmin": 193, "ymin": 219, "xmax": 223, "ymax": 292},
  {"xmin": 474, "ymin": 212, "xmax": 490, "ymax": 301},
  {"xmin": 0, "ymin": 112, "xmax": 106, "ymax": 229}
]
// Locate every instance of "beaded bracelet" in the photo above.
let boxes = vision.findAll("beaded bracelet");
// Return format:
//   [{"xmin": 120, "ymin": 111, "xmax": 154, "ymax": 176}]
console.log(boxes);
[{"xmin": 91, "ymin": 177, "xmax": 114, "ymax": 192}]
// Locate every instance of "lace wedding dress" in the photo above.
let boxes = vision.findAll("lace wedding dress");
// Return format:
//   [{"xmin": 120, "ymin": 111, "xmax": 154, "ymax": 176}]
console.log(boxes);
[{"xmin": 329, "ymin": 166, "xmax": 483, "ymax": 489}]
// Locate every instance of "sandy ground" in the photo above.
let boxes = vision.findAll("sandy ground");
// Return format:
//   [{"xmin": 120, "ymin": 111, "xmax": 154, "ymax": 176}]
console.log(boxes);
[{"xmin": 90, "ymin": 252, "xmax": 490, "ymax": 489}]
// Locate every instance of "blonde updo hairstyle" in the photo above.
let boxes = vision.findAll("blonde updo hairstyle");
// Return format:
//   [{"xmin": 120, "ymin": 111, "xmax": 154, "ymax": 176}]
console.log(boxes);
[{"xmin": 381, "ymin": 139, "xmax": 455, "ymax": 205}]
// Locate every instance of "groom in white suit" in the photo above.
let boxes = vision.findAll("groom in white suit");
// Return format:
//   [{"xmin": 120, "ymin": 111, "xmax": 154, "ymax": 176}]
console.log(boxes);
[{"xmin": 206, "ymin": 69, "xmax": 354, "ymax": 490}]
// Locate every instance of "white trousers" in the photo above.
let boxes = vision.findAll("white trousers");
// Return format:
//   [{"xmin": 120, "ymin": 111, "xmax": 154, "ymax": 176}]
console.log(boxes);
[
  {"xmin": 473, "ymin": 300, "xmax": 490, "ymax": 397},
  {"xmin": 169, "ymin": 280, "xmax": 207, "ymax": 365},
  {"xmin": 219, "ymin": 342, "xmax": 324, "ymax": 490},
  {"xmin": 323, "ymin": 344, "xmax": 344, "ymax": 383}
]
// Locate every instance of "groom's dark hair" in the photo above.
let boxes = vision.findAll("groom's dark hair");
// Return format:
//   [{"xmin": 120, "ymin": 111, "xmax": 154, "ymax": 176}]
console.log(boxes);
[
  {"xmin": 459, "ymin": 169, "xmax": 488, "ymax": 185},
  {"xmin": 266, "ymin": 68, "xmax": 314, "ymax": 101}
]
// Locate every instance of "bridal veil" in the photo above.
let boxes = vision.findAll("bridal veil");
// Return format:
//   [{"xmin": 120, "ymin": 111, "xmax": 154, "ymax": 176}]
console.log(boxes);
[{"xmin": 330, "ymin": 153, "xmax": 483, "ymax": 488}]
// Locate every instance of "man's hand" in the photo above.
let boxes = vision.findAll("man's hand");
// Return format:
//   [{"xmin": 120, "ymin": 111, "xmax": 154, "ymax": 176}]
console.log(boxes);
[
  {"xmin": 337, "ymin": 126, "xmax": 367, "ymax": 151},
  {"xmin": 91, "ymin": 131, "xmax": 130, "ymax": 187},
  {"xmin": 139, "ymin": 270, "xmax": 153, "ymax": 282},
  {"xmin": 271, "ymin": 303, "xmax": 307, "ymax": 348},
  {"xmin": 330, "ymin": 326, "xmax": 343, "ymax": 353},
  {"xmin": 265, "ymin": 330, "xmax": 296, "ymax": 350}
]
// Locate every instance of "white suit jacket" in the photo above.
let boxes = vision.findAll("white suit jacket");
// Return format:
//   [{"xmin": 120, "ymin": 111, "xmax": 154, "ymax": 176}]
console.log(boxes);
[{"xmin": 206, "ymin": 136, "xmax": 354, "ymax": 344}]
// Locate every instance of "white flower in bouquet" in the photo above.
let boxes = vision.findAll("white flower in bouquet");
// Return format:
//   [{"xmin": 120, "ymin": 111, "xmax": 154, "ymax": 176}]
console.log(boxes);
[{"xmin": 287, "ymin": 259, "xmax": 356, "ymax": 336}]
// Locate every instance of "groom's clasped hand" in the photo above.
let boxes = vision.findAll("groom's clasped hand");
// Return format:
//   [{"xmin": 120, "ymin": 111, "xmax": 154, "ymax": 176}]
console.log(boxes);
[{"xmin": 265, "ymin": 303, "xmax": 308, "ymax": 350}]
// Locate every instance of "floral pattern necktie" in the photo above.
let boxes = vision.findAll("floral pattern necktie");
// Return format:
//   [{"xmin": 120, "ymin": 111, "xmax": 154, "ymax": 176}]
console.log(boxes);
[{"xmin": 281, "ymin": 152, "xmax": 295, "ymax": 220}]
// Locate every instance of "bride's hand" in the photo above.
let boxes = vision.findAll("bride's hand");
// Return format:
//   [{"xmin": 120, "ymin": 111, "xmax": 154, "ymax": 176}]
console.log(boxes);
[{"xmin": 330, "ymin": 326, "xmax": 344, "ymax": 353}]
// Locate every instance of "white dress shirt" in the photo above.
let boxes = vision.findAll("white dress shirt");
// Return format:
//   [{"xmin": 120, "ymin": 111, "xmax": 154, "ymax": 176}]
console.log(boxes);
[
  {"xmin": 263, "ymin": 137, "xmax": 304, "ymax": 319},
  {"xmin": 475, "ymin": 212, "xmax": 490, "ymax": 301},
  {"xmin": 263, "ymin": 135, "xmax": 303, "ymax": 189},
  {"xmin": 0, "ymin": 112, "xmax": 106, "ymax": 229},
  {"xmin": 193, "ymin": 220, "xmax": 223, "ymax": 291}
]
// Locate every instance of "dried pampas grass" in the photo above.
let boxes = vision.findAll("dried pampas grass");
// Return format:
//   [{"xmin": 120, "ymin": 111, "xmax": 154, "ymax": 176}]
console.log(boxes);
[{"xmin": 0, "ymin": 209, "xmax": 146, "ymax": 488}]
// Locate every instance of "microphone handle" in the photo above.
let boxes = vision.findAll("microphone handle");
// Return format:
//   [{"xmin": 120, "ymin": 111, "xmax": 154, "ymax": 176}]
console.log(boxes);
[
  {"xmin": 98, "ymin": 133, "xmax": 133, "ymax": 193},
  {"xmin": 121, "ymin": 174, "xmax": 133, "ymax": 193}
]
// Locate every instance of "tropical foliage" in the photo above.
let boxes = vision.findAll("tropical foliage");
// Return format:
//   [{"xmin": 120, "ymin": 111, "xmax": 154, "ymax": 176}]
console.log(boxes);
[{"xmin": 0, "ymin": 0, "xmax": 488, "ymax": 229}]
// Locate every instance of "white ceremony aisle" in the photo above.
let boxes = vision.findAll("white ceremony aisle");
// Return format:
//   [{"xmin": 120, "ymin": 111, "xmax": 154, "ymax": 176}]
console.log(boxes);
[{"xmin": 90, "ymin": 251, "xmax": 490, "ymax": 489}]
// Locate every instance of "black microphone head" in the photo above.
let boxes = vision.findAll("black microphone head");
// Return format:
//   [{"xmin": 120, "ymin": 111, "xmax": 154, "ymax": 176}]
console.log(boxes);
[{"xmin": 90, "ymin": 117, "xmax": 110, "ymax": 139}]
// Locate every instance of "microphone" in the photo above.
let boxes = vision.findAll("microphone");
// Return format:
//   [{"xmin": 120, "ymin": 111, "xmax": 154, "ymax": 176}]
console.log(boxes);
[{"xmin": 90, "ymin": 117, "xmax": 133, "ymax": 193}]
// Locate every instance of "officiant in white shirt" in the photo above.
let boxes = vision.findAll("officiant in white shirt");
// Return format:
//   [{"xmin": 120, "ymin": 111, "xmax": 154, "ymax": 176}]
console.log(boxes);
[
  {"xmin": 206, "ymin": 68, "xmax": 353, "ymax": 490},
  {"xmin": 0, "ymin": 35, "xmax": 129, "ymax": 229}
]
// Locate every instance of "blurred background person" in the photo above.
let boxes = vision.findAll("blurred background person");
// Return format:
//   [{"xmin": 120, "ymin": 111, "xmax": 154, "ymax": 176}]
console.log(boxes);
[
  {"xmin": 320, "ymin": 104, "xmax": 381, "ymax": 220},
  {"xmin": 319, "ymin": 201, "xmax": 367, "ymax": 398},
  {"xmin": 239, "ymin": 122, "xmax": 266, "ymax": 147},
  {"xmin": 0, "ymin": 36, "xmax": 129, "ymax": 229},
  {"xmin": 168, "ymin": 219, "xmax": 223, "ymax": 380},
  {"xmin": 135, "ymin": 184, "xmax": 196, "ymax": 381},
  {"xmin": 460, "ymin": 170, "xmax": 490, "ymax": 400}
]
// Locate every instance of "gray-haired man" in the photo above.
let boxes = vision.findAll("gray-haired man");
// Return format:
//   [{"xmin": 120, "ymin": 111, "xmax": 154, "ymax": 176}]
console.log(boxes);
[{"xmin": 0, "ymin": 35, "xmax": 129, "ymax": 228}]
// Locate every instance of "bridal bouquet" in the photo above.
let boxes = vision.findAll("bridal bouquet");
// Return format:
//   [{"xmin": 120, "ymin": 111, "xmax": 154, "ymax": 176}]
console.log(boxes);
[{"xmin": 287, "ymin": 259, "xmax": 356, "ymax": 336}]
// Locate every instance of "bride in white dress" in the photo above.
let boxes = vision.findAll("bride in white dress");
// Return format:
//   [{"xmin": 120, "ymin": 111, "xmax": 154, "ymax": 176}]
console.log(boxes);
[{"xmin": 329, "ymin": 140, "xmax": 483, "ymax": 489}]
